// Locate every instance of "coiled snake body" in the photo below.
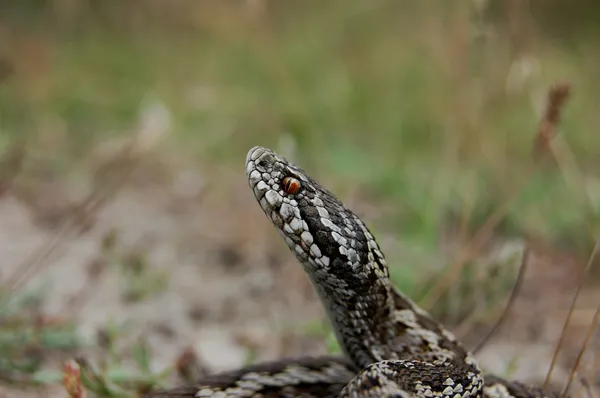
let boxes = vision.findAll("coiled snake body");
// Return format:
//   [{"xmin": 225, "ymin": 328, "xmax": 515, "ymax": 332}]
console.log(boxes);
[{"xmin": 148, "ymin": 146, "xmax": 560, "ymax": 398}]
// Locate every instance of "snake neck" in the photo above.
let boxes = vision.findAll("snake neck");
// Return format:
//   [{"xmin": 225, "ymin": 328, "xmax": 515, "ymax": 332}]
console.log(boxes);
[
  {"xmin": 299, "ymin": 250, "xmax": 399, "ymax": 369},
  {"xmin": 244, "ymin": 146, "xmax": 472, "ymax": 372}
]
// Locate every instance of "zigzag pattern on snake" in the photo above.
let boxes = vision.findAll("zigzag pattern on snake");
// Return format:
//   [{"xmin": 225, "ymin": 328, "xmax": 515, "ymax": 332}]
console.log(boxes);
[{"xmin": 146, "ymin": 146, "xmax": 562, "ymax": 398}]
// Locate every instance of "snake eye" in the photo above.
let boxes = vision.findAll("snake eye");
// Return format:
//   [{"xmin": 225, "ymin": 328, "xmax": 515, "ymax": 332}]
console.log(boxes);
[{"xmin": 282, "ymin": 176, "xmax": 301, "ymax": 195}]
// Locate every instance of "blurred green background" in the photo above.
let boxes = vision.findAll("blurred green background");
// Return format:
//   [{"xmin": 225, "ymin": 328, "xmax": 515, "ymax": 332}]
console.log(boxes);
[
  {"xmin": 2, "ymin": 0, "xmax": 600, "ymax": 252},
  {"xmin": 1, "ymin": 1, "xmax": 599, "ymax": 396}
]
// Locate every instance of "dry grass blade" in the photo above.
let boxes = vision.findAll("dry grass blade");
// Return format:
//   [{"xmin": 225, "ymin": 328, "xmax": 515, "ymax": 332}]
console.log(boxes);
[
  {"xmin": 422, "ymin": 81, "xmax": 571, "ymax": 311},
  {"xmin": 579, "ymin": 376, "xmax": 598, "ymax": 398},
  {"xmin": 3, "ymin": 143, "xmax": 138, "ymax": 297},
  {"xmin": 533, "ymin": 83, "xmax": 600, "ymax": 393},
  {"xmin": 3, "ymin": 97, "xmax": 170, "ymax": 296},
  {"xmin": 560, "ymin": 302, "xmax": 600, "ymax": 396},
  {"xmin": 421, "ymin": 174, "xmax": 533, "ymax": 310},
  {"xmin": 544, "ymin": 238, "xmax": 599, "ymax": 390},
  {"xmin": 63, "ymin": 359, "xmax": 86, "ymax": 398},
  {"xmin": 175, "ymin": 346, "xmax": 210, "ymax": 383},
  {"xmin": 532, "ymin": 82, "xmax": 572, "ymax": 158},
  {"xmin": 588, "ymin": 351, "xmax": 600, "ymax": 397},
  {"xmin": 0, "ymin": 141, "xmax": 26, "ymax": 197},
  {"xmin": 470, "ymin": 247, "xmax": 530, "ymax": 355}
]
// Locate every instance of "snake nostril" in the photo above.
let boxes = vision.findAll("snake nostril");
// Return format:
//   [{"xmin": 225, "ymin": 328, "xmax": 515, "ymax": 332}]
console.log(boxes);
[{"xmin": 256, "ymin": 154, "xmax": 274, "ymax": 170}]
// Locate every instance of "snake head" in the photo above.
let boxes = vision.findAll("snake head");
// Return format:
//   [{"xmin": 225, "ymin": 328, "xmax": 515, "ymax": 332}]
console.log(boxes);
[
  {"xmin": 245, "ymin": 146, "xmax": 388, "ymax": 287},
  {"xmin": 246, "ymin": 146, "xmax": 317, "ymax": 239}
]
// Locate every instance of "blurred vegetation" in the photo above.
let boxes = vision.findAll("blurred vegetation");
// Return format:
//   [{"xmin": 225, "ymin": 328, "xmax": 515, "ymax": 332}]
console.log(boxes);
[
  {"xmin": 1, "ymin": 1, "xmax": 599, "ymax": 254},
  {"xmin": 1, "ymin": 0, "xmax": 599, "ymax": 396}
]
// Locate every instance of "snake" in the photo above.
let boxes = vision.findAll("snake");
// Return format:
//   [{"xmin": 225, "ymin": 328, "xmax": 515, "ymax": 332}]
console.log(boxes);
[{"xmin": 146, "ymin": 146, "xmax": 561, "ymax": 398}]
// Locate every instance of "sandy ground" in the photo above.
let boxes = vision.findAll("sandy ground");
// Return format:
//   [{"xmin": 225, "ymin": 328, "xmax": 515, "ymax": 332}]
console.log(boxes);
[{"xmin": 0, "ymin": 158, "xmax": 597, "ymax": 397}]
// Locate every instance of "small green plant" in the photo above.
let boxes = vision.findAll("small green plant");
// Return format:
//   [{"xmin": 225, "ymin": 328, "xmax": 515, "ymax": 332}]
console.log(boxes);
[
  {"xmin": 0, "ymin": 286, "xmax": 84, "ymax": 385},
  {"xmin": 0, "ymin": 284, "xmax": 170, "ymax": 396},
  {"xmin": 99, "ymin": 232, "xmax": 169, "ymax": 303},
  {"xmin": 303, "ymin": 320, "xmax": 341, "ymax": 355}
]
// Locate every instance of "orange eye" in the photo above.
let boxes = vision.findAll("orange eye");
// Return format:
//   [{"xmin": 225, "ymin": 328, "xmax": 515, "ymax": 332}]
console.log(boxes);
[{"xmin": 282, "ymin": 176, "xmax": 301, "ymax": 195}]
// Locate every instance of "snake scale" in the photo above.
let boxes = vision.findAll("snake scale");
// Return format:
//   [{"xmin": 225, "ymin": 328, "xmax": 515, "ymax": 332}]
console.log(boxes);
[{"xmin": 147, "ymin": 146, "xmax": 561, "ymax": 398}]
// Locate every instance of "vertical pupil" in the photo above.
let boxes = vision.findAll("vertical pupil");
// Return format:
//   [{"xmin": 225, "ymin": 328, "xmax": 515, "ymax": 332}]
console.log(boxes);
[{"xmin": 284, "ymin": 177, "xmax": 298, "ymax": 194}]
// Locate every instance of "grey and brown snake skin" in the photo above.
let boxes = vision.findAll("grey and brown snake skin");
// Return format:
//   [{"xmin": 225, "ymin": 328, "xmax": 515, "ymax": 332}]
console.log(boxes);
[{"xmin": 146, "ymin": 146, "xmax": 562, "ymax": 398}]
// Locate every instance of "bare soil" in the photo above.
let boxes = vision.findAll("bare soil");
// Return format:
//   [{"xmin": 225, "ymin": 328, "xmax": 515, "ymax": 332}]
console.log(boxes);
[{"xmin": 0, "ymin": 158, "xmax": 597, "ymax": 397}]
